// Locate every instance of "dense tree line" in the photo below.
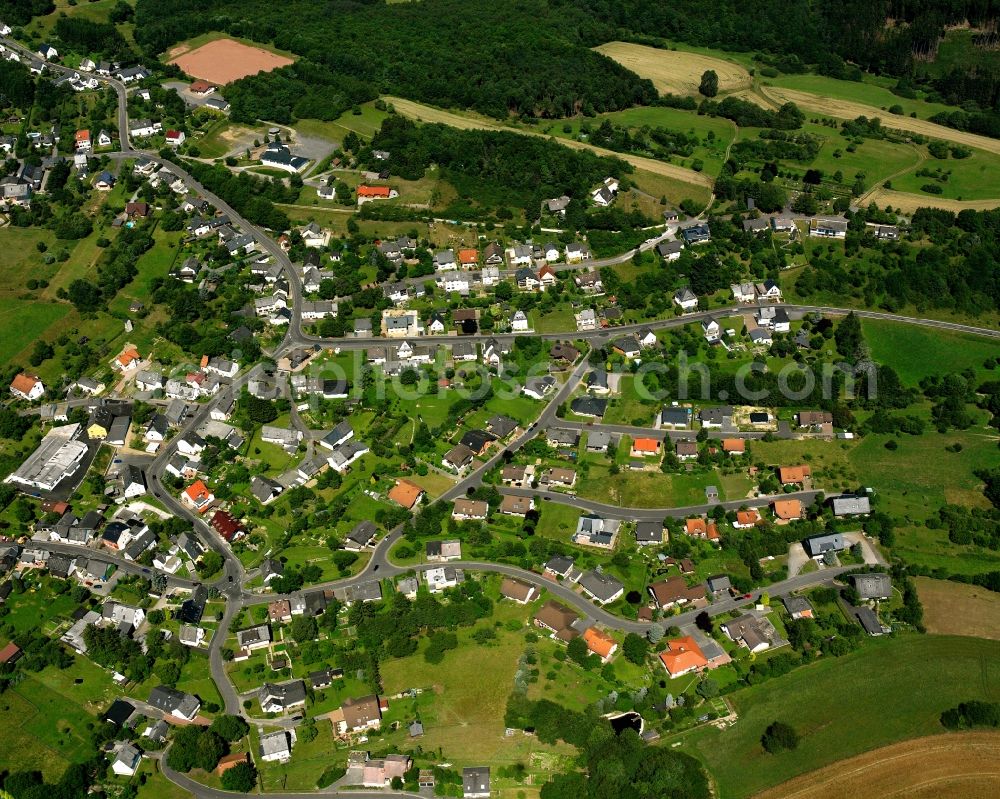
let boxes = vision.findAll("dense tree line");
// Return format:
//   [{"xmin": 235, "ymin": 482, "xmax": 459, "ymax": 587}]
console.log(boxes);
[
  {"xmin": 348, "ymin": 577, "xmax": 493, "ymax": 661},
  {"xmin": 0, "ymin": 59, "xmax": 35, "ymax": 109},
  {"xmin": 53, "ymin": 17, "xmax": 132, "ymax": 60},
  {"xmin": 369, "ymin": 116, "xmax": 628, "ymax": 217},
  {"xmin": 63, "ymin": 224, "xmax": 153, "ymax": 314},
  {"xmin": 0, "ymin": 0, "xmax": 53, "ymax": 26},
  {"xmin": 180, "ymin": 161, "xmax": 293, "ymax": 230},
  {"xmin": 226, "ymin": 62, "xmax": 376, "ymax": 125},
  {"xmin": 941, "ymin": 700, "xmax": 1000, "ymax": 729},
  {"xmin": 504, "ymin": 694, "xmax": 710, "ymax": 799},
  {"xmin": 795, "ymin": 206, "xmax": 1000, "ymax": 314}
]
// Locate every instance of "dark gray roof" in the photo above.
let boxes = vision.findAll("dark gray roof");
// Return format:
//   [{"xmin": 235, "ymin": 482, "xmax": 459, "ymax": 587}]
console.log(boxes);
[
  {"xmin": 853, "ymin": 572, "xmax": 892, "ymax": 600},
  {"xmin": 634, "ymin": 522, "xmax": 663, "ymax": 544}
]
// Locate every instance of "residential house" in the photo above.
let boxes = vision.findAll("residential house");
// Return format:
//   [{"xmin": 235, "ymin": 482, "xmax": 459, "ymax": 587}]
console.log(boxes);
[
  {"xmin": 659, "ymin": 636, "xmax": 708, "ymax": 677},
  {"xmin": 10, "ymin": 372, "xmax": 44, "ymax": 400},
  {"xmin": 499, "ymin": 577, "xmax": 537, "ymax": 604},
  {"xmin": 463, "ymin": 767, "xmax": 491, "ymax": 799},
  {"xmin": 649, "ymin": 576, "xmax": 705, "ymax": 609},
  {"xmin": 573, "ymin": 515, "xmax": 620, "ymax": 549},
  {"xmin": 583, "ymin": 627, "xmax": 618, "ymax": 662},
  {"xmin": 578, "ymin": 569, "xmax": 624, "ymax": 604},
  {"xmin": 332, "ymin": 694, "xmax": 382, "ymax": 734},
  {"xmin": 148, "ymin": 685, "xmax": 200, "ymax": 721},
  {"xmin": 722, "ymin": 438, "xmax": 746, "ymax": 455},
  {"xmin": 356, "ymin": 184, "xmax": 397, "ymax": 203},
  {"xmin": 236, "ymin": 624, "xmax": 272, "ymax": 651},
  {"xmin": 499, "ymin": 494, "xmax": 534, "ymax": 517},
  {"xmin": 452, "ymin": 499, "xmax": 489, "ymax": 521},
  {"xmin": 258, "ymin": 680, "xmax": 307, "ymax": 714},
  {"xmin": 781, "ymin": 595, "xmax": 814, "ymax": 619},
  {"xmin": 675, "ymin": 440, "xmax": 698, "ymax": 461},
  {"xmin": 442, "ymin": 443, "xmax": 476, "ymax": 473},
  {"xmin": 832, "ymin": 495, "xmax": 871, "ymax": 516},
  {"xmin": 388, "ymin": 479, "xmax": 424, "ymax": 510},
  {"xmin": 181, "ymin": 480, "xmax": 214, "ymax": 513},
  {"xmin": 533, "ymin": 600, "xmax": 579, "ymax": 641},
  {"xmin": 657, "ymin": 240, "xmax": 683, "ymax": 261},
  {"xmin": 571, "ymin": 396, "xmax": 607, "ymax": 418},
  {"xmin": 721, "ymin": 613, "xmax": 773, "ymax": 653},
  {"xmin": 425, "ymin": 540, "xmax": 462, "ymax": 561},
  {"xmin": 673, "ymin": 287, "xmax": 698, "ymax": 311},
  {"xmin": 522, "ymin": 375, "xmax": 555, "ymax": 400},
  {"xmin": 681, "ymin": 223, "xmax": 711, "ymax": 245},
  {"xmin": 734, "ymin": 509, "xmax": 761, "ymax": 528},
  {"xmin": 260, "ymin": 730, "xmax": 294, "ymax": 763},
  {"xmin": 809, "ymin": 218, "xmax": 848, "ymax": 238},
  {"xmin": 779, "ymin": 464, "xmax": 811, "ymax": 485},
  {"xmin": 111, "ymin": 743, "xmax": 142, "ymax": 777},
  {"xmin": 424, "ymin": 565, "xmax": 464, "ymax": 593},
  {"xmin": 773, "ymin": 498, "xmax": 803, "ymax": 521},
  {"xmin": 853, "ymin": 573, "xmax": 892, "ymax": 600},
  {"xmin": 634, "ymin": 521, "xmax": 664, "ymax": 546},
  {"xmin": 803, "ymin": 533, "xmax": 847, "ymax": 558},
  {"xmin": 731, "ymin": 281, "xmax": 757, "ymax": 303}
]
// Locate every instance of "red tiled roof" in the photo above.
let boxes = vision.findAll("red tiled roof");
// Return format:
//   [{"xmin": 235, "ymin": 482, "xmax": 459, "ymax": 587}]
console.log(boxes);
[
  {"xmin": 358, "ymin": 185, "xmax": 391, "ymax": 198},
  {"xmin": 10, "ymin": 373, "xmax": 40, "ymax": 394}
]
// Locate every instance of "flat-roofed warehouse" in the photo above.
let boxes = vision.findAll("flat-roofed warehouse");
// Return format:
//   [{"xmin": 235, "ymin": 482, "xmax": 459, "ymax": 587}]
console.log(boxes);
[{"xmin": 4, "ymin": 423, "xmax": 89, "ymax": 492}]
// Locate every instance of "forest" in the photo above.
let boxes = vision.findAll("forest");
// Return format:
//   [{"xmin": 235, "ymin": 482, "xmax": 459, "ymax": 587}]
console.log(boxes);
[
  {"xmin": 134, "ymin": 0, "xmax": 656, "ymax": 120},
  {"xmin": 368, "ymin": 116, "xmax": 629, "ymax": 216}
]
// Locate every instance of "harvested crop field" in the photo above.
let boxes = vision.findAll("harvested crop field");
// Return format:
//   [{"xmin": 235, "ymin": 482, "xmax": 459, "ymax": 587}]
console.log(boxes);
[
  {"xmin": 594, "ymin": 42, "xmax": 751, "ymax": 96},
  {"xmin": 385, "ymin": 96, "xmax": 713, "ymax": 190},
  {"xmin": 758, "ymin": 85, "xmax": 1000, "ymax": 156},
  {"xmin": 168, "ymin": 37, "xmax": 294, "ymax": 84},
  {"xmin": 863, "ymin": 187, "xmax": 1000, "ymax": 214},
  {"xmin": 916, "ymin": 577, "xmax": 1000, "ymax": 640},
  {"xmin": 753, "ymin": 732, "xmax": 1000, "ymax": 799}
]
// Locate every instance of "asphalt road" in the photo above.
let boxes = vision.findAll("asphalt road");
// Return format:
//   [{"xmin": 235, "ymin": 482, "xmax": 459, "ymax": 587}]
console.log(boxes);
[{"xmin": 500, "ymin": 487, "xmax": 823, "ymax": 522}]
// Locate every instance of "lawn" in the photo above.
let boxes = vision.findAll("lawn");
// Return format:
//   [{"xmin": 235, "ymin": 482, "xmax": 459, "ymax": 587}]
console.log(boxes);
[
  {"xmin": 890, "ymin": 145, "xmax": 1000, "ymax": 201},
  {"xmin": 544, "ymin": 106, "xmax": 735, "ymax": 179},
  {"xmin": 848, "ymin": 423, "xmax": 998, "ymax": 572},
  {"xmin": 378, "ymin": 602, "xmax": 576, "ymax": 768},
  {"xmin": 861, "ymin": 318, "xmax": 1000, "ymax": 385},
  {"xmin": 752, "ymin": 438, "xmax": 858, "ymax": 493},
  {"xmin": 535, "ymin": 501, "xmax": 582, "ymax": 540},
  {"xmin": 255, "ymin": 717, "xmax": 344, "ymax": 791},
  {"xmin": 734, "ymin": 120, "xmax": 922, "ymax": 195},
  {"xmin": 680, "ymin": 635, "xmax": 1000, "ymax": 799},
  {"xmin": 0, "ymin": 298, "xmax": 70, "ymax": 366},
  {"xmin": 0, "ymin": 665, "xmax": 116, "ymax": 781},
  {"xmin": 298, "ymin": 102, "xmax": 389, "ymax": 140},
  {"xmin": 577, "ymin": 465, "xmax": 721, "ymax": 508}
]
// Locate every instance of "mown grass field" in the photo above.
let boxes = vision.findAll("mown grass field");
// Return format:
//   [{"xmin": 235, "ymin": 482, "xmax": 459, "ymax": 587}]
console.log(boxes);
[
  {"xmin": 543, "ymin": 105, "xmax": 736, "ymax": 179},
  {"xmin": 889, "ymin": 145, "xmax": 1000, "ymax": 201},
  {"xmin": 764, "ymin": 73, "xmax": 955, "ymax": 120},
  {"xmin": 916, "ymin": 577, "xmax": 1000, "ymax": 640},
  {"xmin": 758, "ymin": 83, "xmax": 1000, "ymax": 156},
  {"xmin": 681, "ymin": 635, "xmax": 1000, "ymax": 799},
  {"xmin": 861, "ymin": 319, "xmax": 1000, "ymax": 385},
  {"xmin": 577, "ymin": 464, "xmax": 722, "ymax": 508},
  {"xmin": 378, "ymin": 600, "xmax": 576, "ymax": 768},
  {"xmin": 849, "ymin": 424, "xmax": 999, "ymax": 574}
]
